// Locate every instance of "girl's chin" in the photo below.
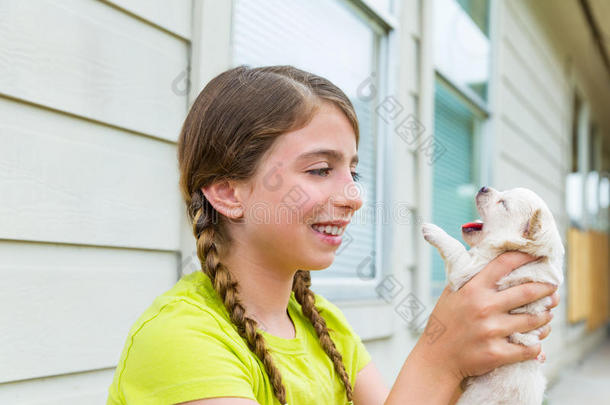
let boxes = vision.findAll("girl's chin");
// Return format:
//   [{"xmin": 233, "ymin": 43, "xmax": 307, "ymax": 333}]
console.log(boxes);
[
  {"xmin": 306, "ymin": 261, "xmax": 334, "ymax": 271},
  {"xmin": 301, "ymin": 253, "xmax": 336, "ymax": 271}
]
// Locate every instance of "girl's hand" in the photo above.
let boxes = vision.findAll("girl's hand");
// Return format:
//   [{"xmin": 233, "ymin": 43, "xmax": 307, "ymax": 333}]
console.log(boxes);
[{"xmin": 415, "ymin": 251, "xmax": 559, "ymax": 382}]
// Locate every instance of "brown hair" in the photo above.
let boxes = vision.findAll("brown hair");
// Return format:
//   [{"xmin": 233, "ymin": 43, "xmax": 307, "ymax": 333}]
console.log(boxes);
[{"xmin": 177, "ymin": 65, "xmax": 360, "ymax": 404}]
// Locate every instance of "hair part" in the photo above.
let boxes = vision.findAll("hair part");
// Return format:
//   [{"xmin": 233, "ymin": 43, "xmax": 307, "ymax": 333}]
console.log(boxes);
[{"xmin": 177, "ymin": 65, "xmax": 359, "ymax": 404}]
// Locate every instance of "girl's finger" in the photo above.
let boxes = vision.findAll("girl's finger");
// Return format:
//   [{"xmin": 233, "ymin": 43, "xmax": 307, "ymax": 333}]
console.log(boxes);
[
  {"xmin": 496, "ymin": 282, "xmax": 557, "ymax": 312},
  {"xmin": 472, "ymin": 251, "xmax": 538, "ymax": 290},
  {"xmin": 500, "ymin": 341, "xmax": 541, "ymax": 365},
  {"xmin": 548, "ymin": 292, "xmax": 560, "ymax": 309},
  {"xmin": 538, "ymin": 324, "xmax": 552, "ymax": 340},
  {"xmin": 498, "ymin": 310, "xmax": 553, "ymax": 335}
]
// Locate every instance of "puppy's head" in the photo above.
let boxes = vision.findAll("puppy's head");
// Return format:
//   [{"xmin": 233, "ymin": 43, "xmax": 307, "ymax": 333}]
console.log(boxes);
[{"xmin": 463, "ymin": 186, "xmax": 564, "ymax": 259}]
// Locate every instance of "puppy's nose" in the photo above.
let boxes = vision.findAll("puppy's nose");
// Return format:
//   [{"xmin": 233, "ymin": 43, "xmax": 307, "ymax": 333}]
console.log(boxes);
[{"xmin": 479, "ymin": 186, "xmax": 489, "ymax": 194}]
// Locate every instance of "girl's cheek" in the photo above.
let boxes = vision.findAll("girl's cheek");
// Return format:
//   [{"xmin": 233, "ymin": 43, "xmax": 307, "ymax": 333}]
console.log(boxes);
[{"xmin": 304, "ymin": 193, "xmax": 334, "ymax": 216}]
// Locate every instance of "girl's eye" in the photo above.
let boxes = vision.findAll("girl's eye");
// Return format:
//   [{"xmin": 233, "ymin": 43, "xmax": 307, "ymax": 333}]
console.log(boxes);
[
  {"xmin": 307, "ymin": 168, "xmax": 332, "ymax": 177},
  {"xmin": 307, "ymin": 168, "xmax": 361, "ymax": 182}
]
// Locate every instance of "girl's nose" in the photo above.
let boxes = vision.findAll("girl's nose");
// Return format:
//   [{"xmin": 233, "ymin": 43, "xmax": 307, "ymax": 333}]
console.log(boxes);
[{"xmin": 340, "ymin": 180, "xmax": 364, "ymax": 211}]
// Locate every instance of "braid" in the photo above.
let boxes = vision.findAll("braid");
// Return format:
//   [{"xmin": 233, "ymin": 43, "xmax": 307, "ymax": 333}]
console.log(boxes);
[
  {"xmin": 292, "ymin": 270, "xmax": 354, "ymax": 402},
  {"xmin": 190, "ymin": 190, "xmax": 289, "ymax": 404}
]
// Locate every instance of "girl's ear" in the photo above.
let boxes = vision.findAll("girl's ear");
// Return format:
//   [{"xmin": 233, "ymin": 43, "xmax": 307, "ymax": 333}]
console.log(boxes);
[
  {"xmin": 523, "ymin": 209, "xmax": 542, "ymax": 240},
  {"xmin": 201, "ymin": 181, "xmax": 245, "ymax": 220}
]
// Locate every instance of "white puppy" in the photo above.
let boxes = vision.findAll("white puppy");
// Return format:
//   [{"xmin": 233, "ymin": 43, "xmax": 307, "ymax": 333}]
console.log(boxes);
[{"xmin": 421, "ymin": 186, "xmax": 564, "ymax": 405}]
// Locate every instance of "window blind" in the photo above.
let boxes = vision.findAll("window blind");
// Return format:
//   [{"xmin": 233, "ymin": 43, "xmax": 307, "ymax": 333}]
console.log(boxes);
[{"xmin": 431, "ymin": 80, "xmax": 478, "ymax": 297}]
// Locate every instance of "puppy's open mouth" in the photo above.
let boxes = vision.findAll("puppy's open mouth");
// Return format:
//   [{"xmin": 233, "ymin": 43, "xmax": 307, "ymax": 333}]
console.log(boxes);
[{"xmin": 462, "ymin": 220, "xmax": 483, "ymax": 233}]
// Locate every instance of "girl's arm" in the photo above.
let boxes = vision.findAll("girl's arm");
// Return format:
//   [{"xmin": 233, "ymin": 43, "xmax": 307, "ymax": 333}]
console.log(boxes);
[{"xmin": 354, "ymin": 251, "xmax": 559, "ymax": 405}]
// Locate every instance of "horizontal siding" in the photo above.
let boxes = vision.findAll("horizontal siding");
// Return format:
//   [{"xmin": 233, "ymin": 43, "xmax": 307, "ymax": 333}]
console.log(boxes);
[
  {"xmin": 0, "ymin": 242, "xmax": 178, "ymax": 383},
  {"xmin": 499, "ymin": 78, "xmax": 564, "ymax": 166},
  {"xmin": 0, "ymin": 368, "xmax": 114, "ymax": 404},
  {"xmin": 494, "ymin": 0, "xmax": 570, "ymax": 238},
  {"xmin": 501, "ymin": 41, "xmax": 565, "ymax": 146},
  {"xmin": 102, "ymin": 0, "xmax": 193, "ymax": 40},
  {"xmin": 501, "ymin": 37, "xmax": 566, "ymax": 140},
  {"xmin": 504, "ymin": 0, "xmax": 568, "ymax": 118},
  {"xmin": 497, "ymin": 120, "xmax": 564, "ymax": 194},
  {"xmin": 0, "ymin": 98, "xmax": 182, "ymax": 251},
  {"xmin": 0, "ymin": 0, "xmax": 192, "ymax": 399},
  {"xmin": 0, "ymin": 0, "xmax": 188, "ymax": 142}
]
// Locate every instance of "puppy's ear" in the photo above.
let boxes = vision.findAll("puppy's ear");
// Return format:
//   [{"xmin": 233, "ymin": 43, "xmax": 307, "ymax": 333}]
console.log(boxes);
[{"xmin": 524, "ymin": 209, "xmax": 542, "ymax": 240}]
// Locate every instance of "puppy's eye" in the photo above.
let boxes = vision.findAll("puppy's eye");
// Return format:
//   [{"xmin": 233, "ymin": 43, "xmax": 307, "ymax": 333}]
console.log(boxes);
[{"xmin": 498, "ymin": 199, "xmax": 507, "ymax": 209}]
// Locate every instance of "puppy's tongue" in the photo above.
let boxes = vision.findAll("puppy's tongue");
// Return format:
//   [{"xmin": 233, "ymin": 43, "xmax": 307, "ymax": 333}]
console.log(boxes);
[{"xmin": 462, "ymin": 220, "xmax": 483, "ymax": 233}]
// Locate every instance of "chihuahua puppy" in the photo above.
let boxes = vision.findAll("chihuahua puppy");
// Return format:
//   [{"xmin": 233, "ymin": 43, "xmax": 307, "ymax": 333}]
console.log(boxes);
[{"xmin": 421, "ymin": 186, "xmax": 564, "ymax": 405}]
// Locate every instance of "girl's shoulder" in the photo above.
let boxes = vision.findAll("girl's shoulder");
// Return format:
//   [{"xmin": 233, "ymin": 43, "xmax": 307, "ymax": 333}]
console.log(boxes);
[
  {"xmin": 108, "ymin": 271, "xmax": 259, "ymax": 403},
  {"xmin": 124, "ymin": 270, "xmax": 248, "ymax": 348}
]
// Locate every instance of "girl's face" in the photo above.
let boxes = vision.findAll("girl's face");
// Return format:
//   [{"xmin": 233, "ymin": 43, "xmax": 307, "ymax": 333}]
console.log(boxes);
[{"xmin": 236, "ymin": 102, "xmax": 363, "ymax": 273}]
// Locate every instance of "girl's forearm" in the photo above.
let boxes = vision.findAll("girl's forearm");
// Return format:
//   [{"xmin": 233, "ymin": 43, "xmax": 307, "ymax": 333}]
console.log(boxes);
[{"xmin": 384, "ymin": 340, "xmax": 462, "ymax": 405}]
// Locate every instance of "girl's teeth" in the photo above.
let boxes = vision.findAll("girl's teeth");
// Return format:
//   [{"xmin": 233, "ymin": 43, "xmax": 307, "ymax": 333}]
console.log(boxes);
[{"xmin": 312, "ymin": 224, "xmax": 343, "ymax": 235}]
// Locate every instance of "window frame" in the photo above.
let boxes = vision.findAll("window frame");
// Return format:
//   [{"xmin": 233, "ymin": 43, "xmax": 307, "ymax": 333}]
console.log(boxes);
[
  {"xmin": 303, "ymin": 0, "xmax": 398, "ymax": 304},
  {"xmin": 186, "ymin": 0, "xmax": 403, "ymax": 340},
  {"xmin": 321, "ymin": 0, "xmax": 401, "ymax": 339}
]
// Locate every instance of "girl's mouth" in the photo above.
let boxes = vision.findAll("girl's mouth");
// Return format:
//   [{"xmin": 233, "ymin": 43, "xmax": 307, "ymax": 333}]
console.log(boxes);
[{"xmin": 309, "ymin": 223, "xmax": 345, "ymax": 246}]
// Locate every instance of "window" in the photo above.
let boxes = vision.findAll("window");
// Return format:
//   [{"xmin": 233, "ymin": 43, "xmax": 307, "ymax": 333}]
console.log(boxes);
[
  {"xmin": 434, "ymin": 0, "xmax": 490, "ymax": 102},
  {"xmin": 430, "ymin": 80, "xmax": 482, "ymax": 297},
  {"xmin": 430, "ymin": 0, "xmax": 490, "ymax": 298},
  {"xmin": 567, "ymin": 98, "xmax": 610, "ymax": 232},
  {"xmin": 231, "ymin": 0, "xmax": 392, "ymax": 300}
]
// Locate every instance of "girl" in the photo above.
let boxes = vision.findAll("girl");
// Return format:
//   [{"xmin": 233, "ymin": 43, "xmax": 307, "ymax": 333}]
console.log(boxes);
[{"xmin": 106, "ymin": 65, "xmax": 559, "ymax": 405}]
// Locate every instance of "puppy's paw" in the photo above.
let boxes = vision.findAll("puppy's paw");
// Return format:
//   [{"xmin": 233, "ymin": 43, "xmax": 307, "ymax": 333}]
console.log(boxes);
[
  {"xmin": 508, "ymin": 298, "xmax": 552, "ymax": 315},
  {"xmin": 540, "ymin": 295, "xmax": 554, "ymax": 310},
  {"xmin": 509, "ymin": 331, "xmax": 540, "ymax": 346},
  {"xmin": 421, "ymin": 223, "xmax": 444, "ymax": 244},
  {"xmin": 509, "ymin": 305, "xmax": 529, "ymax": 314}
]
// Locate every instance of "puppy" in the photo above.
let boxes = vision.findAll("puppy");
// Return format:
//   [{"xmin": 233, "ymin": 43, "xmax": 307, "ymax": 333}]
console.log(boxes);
[{"xmin": 421, "ymin": 186, "xmax": 564, "ymax": 405}]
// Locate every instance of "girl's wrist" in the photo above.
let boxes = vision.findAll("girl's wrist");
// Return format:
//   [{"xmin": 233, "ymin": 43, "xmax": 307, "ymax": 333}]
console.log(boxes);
[
  {"xmin": 385, "ymin": 338, "xmax": 462, "ymax": 405},
  {"xmin": 411, "ymin": 338, "xmax": 463, "ymax": 388}
]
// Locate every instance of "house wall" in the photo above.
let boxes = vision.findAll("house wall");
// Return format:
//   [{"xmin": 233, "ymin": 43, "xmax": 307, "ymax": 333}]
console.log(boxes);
[{"xmin": 0, "ymin": 0, "xmax": 192, "ymax": 402}]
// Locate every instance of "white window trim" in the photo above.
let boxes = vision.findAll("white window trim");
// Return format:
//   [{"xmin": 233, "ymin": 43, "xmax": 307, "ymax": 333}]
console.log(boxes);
[
  {"xmin": 308, "ymin": 0, "xmax": 402, "ymax": 340},
  {"xmin": 351, "ymin": 0, "xmax": 399, "ymax": 30}
]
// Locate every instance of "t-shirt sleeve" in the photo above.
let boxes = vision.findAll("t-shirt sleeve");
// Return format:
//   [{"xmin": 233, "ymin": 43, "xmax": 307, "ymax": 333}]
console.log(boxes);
[
  {"xmin": 116, "ymin": 300, "xmax": 258, "ymax": 404},
  {"xmin": 313, "ymin": 294, "xmax": 372, "ymax": 379}
]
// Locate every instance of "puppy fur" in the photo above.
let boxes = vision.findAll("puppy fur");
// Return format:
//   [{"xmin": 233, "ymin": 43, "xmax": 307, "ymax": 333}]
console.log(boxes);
[{"xmin": 421, "ymin": 187, "xmax": 564, "ymax": 405}]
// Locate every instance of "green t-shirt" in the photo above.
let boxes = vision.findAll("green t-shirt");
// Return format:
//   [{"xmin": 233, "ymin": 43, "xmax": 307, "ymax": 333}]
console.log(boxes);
[{"xmin": 106, "ymin": 270, "xmax": 372, "ymax": 405}]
